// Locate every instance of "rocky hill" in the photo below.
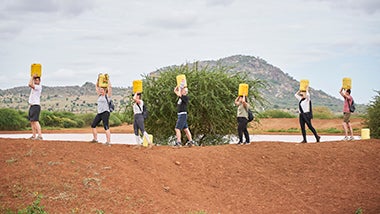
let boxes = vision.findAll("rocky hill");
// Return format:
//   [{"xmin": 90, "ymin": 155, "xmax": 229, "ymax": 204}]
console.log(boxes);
[
  {"xmin": 192, "ymin": 55, "xmax": 346, "ymax": 112},
  {"xmin": 0, "ymin": 55, "xmax": 362, "ymax": 114}
]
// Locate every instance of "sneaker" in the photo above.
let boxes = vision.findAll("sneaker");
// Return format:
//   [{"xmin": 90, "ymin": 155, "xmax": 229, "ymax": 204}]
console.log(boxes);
[
  {"xmin": 186, "ymin": 140, "xmax": 196, "ymax": 147},
  {"xmin": 342, "ymin": 136, "xmax": 349, "ymax": 141},
  {"xmin": 105, "ymin": 142, "xmax": 111, "ymax": 146},
  {"xmin": 300, "ymin": 141, "xmax": 307, "ymax": 143},
  {"xmin": 29, "ymin": 136, "xmax": 36, "ymax": 140},
  {"xmin": 36, "ymin": 136, "xmax": 43, "ymax": 140},
  {"xmin": 243, "ymin": 142, "xmax": 251, "ymax": 145},
  {"xmin": 174, "ymin": 142, "xmax": 181, "ymax": 147},
  {"xmin": 237, "ymin": 142, "xmax": 242, "ymax": 145},
  {"xmin": 90, "ymin": 139, "xmax": 98, "ymax": 143},
  {"xmin": 316, "ymin": 136, "xmax": 321, "ymax": 143},
  {"xmin": 349, "ymin": 136, "xmax": 355, "ymax": 141}
]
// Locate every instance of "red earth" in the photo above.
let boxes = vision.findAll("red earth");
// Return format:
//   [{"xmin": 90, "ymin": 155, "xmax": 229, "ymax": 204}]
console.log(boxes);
[{"xmin": 1, "ymin": 118, "xmax": 379, "ymax": 213}]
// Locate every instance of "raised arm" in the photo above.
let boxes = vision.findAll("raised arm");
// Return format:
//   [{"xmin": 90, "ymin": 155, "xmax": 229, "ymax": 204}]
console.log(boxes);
[
  {"xmin": 339, "ymin": 87, "xmax": 349, "ymax": 99},
  {"xmin": 174, "ymin": 86, "xmax": 181, "ymax": 97},
  {"xmin": 133, "ymin": 92, "xmax": 141, "ymax": 104},
  {"xmin": 95, "ymin": 77, "xmax": 101, "ymax": 96},
  {"xmin": 234, "ymin": 96, "xmax": 240, "ymax": 106},
  {"xmin": 28, "ymin": 76, "xmax": 35, "ymax": 89},
  {"xmin": 295, "ymin": 89, "xmax": 303, "ymax": 100}
]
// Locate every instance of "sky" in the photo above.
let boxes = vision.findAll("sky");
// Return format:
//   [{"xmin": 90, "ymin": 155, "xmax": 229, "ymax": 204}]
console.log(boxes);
[{"xmin": 0, "ymin": 0, "xmax": 379, "ymax": 104}]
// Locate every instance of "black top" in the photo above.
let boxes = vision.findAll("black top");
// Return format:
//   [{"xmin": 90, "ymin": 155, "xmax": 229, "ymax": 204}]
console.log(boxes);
[{"xmin": 177, "ymin": 95, "xmax": 189, "ymax": 113}]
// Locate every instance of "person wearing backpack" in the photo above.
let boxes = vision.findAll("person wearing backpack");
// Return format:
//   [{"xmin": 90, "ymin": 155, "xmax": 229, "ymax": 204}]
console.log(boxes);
[
  {"xmin": 132, "ymin": 92, "xmax": 152, "ymax": 147},
  {"xmin": 234, "ymin": 95, "xmax": 251, "ymax": 145},
  {"xmin": 90, "ymin": 79, "xmax": 112, "ymax": 145},
  {"xmin": 339, "ymin": 88, "xmax": 354, "ymax": 141},
  {"xmin": 295, "ymin": 88, "xmax": 320, "ymax": 143}
]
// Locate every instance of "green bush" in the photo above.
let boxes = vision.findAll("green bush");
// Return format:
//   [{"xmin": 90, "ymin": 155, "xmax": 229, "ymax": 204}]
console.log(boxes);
[
  {"xmin": 78, "ymin": 113, "xmax": 96, "ymax": 126},
  {"xmin": 259, "ymin": 110, "xmax": 296, "ymax": 118},
  {"xmin": 365, "ymin": 90, "xmax": 380, "ymax": 139},
  {"xmin": 109, "ymin": 113, "xmax": 122, "ymax": 127},
  {"xmin": 40, "ymin": 111, "xmax": 85, "ymax": 128},
  {"xmin": 0, "ymin": 108, "xmax": 29, "ymax": 130},
  {"xmin": 132, "ymin": 63, "xmax": 266, "ymax": 145},
  {"xmin": 312, "ymin": 106, "xmax": 336, "ymax": 119}
]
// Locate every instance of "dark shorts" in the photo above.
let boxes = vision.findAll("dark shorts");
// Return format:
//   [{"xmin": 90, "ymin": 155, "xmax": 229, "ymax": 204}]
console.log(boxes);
[
  {"xmin": 28, "ymin": 105, "xmax": 41, "ymax": 122},
  {"xmin": 91, "ymin": 111, "xmax": 110, "ymax": 130},
  {"xmin": 175, "ymin": 113, "xmax": 188, "ymax": 130}
]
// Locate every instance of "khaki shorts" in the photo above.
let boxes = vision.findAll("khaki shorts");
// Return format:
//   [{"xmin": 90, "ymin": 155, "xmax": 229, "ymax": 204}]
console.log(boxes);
[{"xmin": 343, "ymin": 112, "xmax": 351, "ymax": 123}]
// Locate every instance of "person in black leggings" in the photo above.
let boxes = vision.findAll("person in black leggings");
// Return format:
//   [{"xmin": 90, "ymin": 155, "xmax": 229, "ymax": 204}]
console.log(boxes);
[
  {"xmin": 234, "ymin": 95, "xmax": 250, "ymax": 145},
  {"xmin": 295, "ymin": 87, "xmax": 320, "ymax": 143}
]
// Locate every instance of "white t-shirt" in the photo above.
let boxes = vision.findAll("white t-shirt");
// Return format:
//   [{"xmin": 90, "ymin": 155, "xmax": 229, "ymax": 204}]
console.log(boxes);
[
  {"xmin": 295, "ymin": 91, "xmax": 311, "ymax": 113},
  {"xmin": 28, "ymin": 85, "xmax": 42, "ymax": 105},
  {"xmin": 133, "ymin": 100, "xmax": 144, "ymax": 115}
]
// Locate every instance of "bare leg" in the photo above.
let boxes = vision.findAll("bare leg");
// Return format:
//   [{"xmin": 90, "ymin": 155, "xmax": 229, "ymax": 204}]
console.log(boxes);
[
  {"xmin": 105, "ymin": 129, "xmax": 111, "ymax": 143},
  {"xmin": 92, "ymin": 128, "xmax": 98, "ymax": 141},
  {"xmin": 348, "ymin": 122, "xmax": 354, "ymax": 137},
  {"xmin": 184, "ymin": 128, "xmax": 192, "ymax": 141},
  {"xmin": 35, "ymin": 121, "xmax": 42, "ymax": 137},
  {"xmin": 175, "ymin": 128, "xmax": 182, "ymax": 143},
  {"xmin": 342, "ymin": 122, "xmax": 348, "ymax": 137},
  {"xmin": 31, "ymin": 122, "xmax": 36, "ymax": 138}
]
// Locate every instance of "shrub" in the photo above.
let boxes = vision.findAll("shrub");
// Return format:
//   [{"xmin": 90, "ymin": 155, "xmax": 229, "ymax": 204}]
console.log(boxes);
[
  {"xmin": 40, "ymin": 111, "xmax": 85, "ymax": 128},
  {"xmin": 259, "ymin": 110, "xmax": 296, "ymax": 118},
  {"xmin": 365, "ymin": 90, "xmax": 380, "ymax": 139},
  {"xmin": 0, "ymin": 108, "xmax": 29, "ymax": 130},
  {"xmin": 132, "ymin": 63, "xmax": 266, "ymax": 145},
  {"xmin": 78, "ymin": 113, "xmax": 96, "ymax": 126},
  {"xmin": 312, "ymin": 106, "xmax": 336, "ymax": 119},
  {"xmin": 109, "ymin": 114, "xmax": 122, "ymax": 127}
]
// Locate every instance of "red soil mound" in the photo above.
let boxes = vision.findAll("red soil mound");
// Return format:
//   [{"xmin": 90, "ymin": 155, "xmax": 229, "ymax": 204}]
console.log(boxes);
[{"xmin": 1, "ymin": 138, "xmax": 379, "ymax": 213}]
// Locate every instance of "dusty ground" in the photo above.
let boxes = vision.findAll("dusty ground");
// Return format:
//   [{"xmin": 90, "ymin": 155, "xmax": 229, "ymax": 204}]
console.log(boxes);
[{"xmin": 1, "ymin": 118, "xmax": 379, "ymax": 214}]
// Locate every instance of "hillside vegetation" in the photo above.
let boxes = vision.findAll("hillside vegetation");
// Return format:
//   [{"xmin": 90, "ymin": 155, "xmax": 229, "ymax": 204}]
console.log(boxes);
[{"xmin": 0, "ymin": 55, "xmax": 366, "ymax": 114}]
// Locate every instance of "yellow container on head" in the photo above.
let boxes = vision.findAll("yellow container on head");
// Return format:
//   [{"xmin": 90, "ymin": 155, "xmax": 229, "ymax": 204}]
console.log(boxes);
[
  {"xmin": 143, "ymin": 134, "xmax": 153, "ymax": 147},
  {"xmin": 300, "ymin": 79, "xmax": 309, "ymax": 92},
  {"xmin": 133, "ymin": 80, "xmax": 143, "ymax": 93},
  {"xmin": 31, "ymin": 63, "xmax": 42, "ymax": 77},
  {"xmin": 343, "ymin": 77, "xmax": 352, "ymax": 89},
  {"xmin": 98, "ymin": 73, "xmax": 109, "ymax": 88},
  {"xmin": 176, "ymin": 74, "xmax": 187, "ymax": 88},
  {"xmin": 361, "ymin": 128, "xmax": 370, "ymax": 140},
  {"xmin": 238, "ymin": 83, "xmax": 249, "ymax": 96}
]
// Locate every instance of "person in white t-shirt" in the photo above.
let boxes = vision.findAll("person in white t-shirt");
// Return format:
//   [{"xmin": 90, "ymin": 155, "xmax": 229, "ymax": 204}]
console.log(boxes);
[
  {"xmin": 28, "ymin": 75, "xmax": 43, "ymax": 140},
  {"xmin": 295, "ymin": 87, "xmax": 320, "ymax": 143}
]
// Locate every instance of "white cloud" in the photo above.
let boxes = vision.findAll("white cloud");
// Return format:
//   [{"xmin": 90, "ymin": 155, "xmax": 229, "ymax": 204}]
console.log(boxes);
[{"xmin": 0, "ymin": 0, "xmax": 378, "ymax": 104}]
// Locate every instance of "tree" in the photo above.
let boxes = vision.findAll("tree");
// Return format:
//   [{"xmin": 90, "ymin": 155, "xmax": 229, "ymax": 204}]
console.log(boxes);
[
  {"xmin": 125, "ymin": 63, "xmax": 266, "ymax": 145},
  {"xmin": 365, "ymin": 90, "xmax": 380, "ymax": 139}
]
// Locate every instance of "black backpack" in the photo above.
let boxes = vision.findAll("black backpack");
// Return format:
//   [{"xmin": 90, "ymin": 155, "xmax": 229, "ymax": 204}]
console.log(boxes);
[
  {"xmin": 348, "ymin": 98, "xmax": 356, "ymax": 113},
  {"xmin": 247, "ymin": 109, "xmax": 254, "ymax": 122},
  {"xmin": 137, "ymin": 103, "xmax": 148, "ymax": 119},
  {"xmin": 105, "ymin": 95, "xmax": 114, "ymax": 112}
]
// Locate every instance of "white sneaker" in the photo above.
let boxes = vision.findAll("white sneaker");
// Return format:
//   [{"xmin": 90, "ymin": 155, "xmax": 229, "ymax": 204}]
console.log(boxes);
[
  {"xmin": 342, "ymin": 136, "xmax": 349, "ymax": 141},
  {"xmin": 349, "ymin": 136, "xmax": 355, "ymax": 141}
]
